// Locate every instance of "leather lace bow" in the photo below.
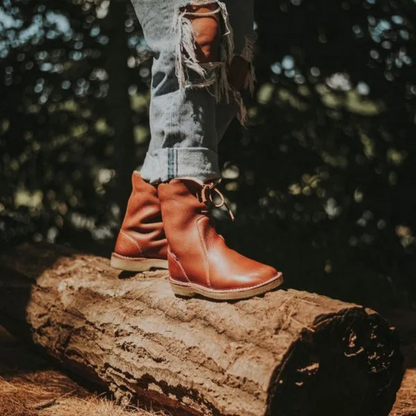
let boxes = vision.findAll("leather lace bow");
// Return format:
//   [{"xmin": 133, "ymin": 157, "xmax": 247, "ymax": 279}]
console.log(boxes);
[{"xmin": 200, "ymin": 182, "xmax": 235, "ymax": 221}]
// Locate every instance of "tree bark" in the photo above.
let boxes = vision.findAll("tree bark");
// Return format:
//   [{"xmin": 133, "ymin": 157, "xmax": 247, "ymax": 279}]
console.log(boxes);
[
  {"xmin": 105, "ymin": 0, "xmax": 136, "ymax": 211},
  {"xmin": 0, "ymin": 243, "xmax": 404, "ymax": 416}
]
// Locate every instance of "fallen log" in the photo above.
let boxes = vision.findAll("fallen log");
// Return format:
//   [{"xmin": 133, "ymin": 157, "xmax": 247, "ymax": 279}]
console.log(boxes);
[{"xmin": 0, "ymin": 243, "xmax": 403, "ymax": 416}]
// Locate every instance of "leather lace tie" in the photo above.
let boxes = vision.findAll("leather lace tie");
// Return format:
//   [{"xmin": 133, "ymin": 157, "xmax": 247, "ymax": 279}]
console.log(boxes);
[{"xmin": 200, "ymin": 182, "xmax": 235, "ymax": 221}]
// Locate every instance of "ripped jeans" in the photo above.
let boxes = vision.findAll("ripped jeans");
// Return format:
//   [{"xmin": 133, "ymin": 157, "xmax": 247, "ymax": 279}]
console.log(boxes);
[{"xmin": 130, "ymin": 0, "xmax": 255, "ymax": 184}]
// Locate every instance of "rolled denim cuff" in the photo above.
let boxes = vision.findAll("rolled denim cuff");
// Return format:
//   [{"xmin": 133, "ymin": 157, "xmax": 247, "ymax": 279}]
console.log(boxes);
[{"xmin": 140, "ymin": 147, "xmax": 220, "ymax": 184}]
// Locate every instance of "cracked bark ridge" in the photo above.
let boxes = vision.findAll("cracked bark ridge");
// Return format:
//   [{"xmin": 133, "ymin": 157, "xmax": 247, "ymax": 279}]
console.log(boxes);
[{"xmin": 0, "ymin": 243, "xmax": 404, "ymax": 416}]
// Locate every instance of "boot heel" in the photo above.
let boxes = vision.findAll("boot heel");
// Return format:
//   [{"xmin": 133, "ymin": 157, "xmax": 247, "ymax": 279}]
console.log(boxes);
[
  {"xmin": 111, "ymin": 254, "xmax": 168, "ymax": 272},
  {"xmin": 170, "ymin": 282, "xmax": 195, "ymax": 297}
]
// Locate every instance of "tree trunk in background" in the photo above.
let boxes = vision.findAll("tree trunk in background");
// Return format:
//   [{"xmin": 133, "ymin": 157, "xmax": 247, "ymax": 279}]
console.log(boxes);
[
  {"xmin": 105, "ymin": 0, "xmax": 135, "ymax": 212},
  {"xmin": 0, "ymin": 243, "xmax": 404, "ymax": 416}
]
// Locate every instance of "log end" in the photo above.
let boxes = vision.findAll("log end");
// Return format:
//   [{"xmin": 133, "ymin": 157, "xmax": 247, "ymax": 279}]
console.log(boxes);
[{"xmin": 267, "ymin": 307, "xmax": 404, "ymax": 416}]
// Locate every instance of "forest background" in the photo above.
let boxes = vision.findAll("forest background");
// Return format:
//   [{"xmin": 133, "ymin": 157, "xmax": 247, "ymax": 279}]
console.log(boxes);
[{"xmin": 1, "ymin": 0, "xmax": 415, "ymax": 309}]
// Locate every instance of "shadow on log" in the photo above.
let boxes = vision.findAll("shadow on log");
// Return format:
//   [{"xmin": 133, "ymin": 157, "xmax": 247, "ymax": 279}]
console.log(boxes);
[{"xmin": 0, "ymin": 243, "xmax": 404, "ymax": 416}]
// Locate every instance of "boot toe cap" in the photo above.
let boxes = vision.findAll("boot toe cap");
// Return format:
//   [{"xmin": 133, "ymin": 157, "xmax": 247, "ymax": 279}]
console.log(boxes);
[{"xmin": 209, "ymin": 261, "xmax": 282, "ymax": 291}]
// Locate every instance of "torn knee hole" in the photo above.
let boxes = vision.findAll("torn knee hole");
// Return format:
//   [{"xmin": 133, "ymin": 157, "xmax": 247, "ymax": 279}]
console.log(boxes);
[
  {"xmin": 174, "ymin": 3, "xmax": 255, "ymax": 126},
  {"xmin": 181, "ymin": 3, "xmax": 221, "ymax": 63},
  {"xmin": 174, "ymin": 0, "xmax": 234, "ymax": 76},
  {"xmin": 174, "ymin": 0, "xmax": 257, "ymax": 127},
  {"xmin": 174, "ymin": 0, "xmax": 233, "ymax": 89}
]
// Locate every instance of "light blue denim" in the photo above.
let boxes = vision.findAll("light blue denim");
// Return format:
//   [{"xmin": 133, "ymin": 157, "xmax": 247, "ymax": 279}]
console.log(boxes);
[{"xmin": 129, "ymin": 0, "xmax": 256, "ymax": 184}]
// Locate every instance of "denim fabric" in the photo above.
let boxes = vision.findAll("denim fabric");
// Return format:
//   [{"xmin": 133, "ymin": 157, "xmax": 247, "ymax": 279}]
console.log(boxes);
[{"xmin": 129, "ymin": 0, "xmax": 255, "ymax": 184}]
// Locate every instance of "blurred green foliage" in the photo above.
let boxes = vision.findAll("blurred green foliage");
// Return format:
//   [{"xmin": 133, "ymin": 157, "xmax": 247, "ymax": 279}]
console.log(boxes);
[{"xmin": 1, "ymin": 0, "xmax": 415, "ymax": 308}]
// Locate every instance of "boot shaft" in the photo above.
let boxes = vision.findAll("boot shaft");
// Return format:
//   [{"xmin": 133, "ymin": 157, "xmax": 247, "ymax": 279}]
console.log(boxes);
[{"xmin": 114, "ymin": 172, "xmax": 167, "ymax": 261}]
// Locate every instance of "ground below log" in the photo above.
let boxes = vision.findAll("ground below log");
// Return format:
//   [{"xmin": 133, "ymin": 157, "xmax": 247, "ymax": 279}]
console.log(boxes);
[{"xmin": 386, "ymin": 310, "xmax": 416, "ymax": 416}]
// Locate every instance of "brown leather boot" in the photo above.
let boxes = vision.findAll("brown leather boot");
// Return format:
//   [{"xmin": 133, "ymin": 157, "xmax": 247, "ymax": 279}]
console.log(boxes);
[
  {"xmin": 111, "ymin": 172, "xmax": 168, "ymax": 272},
  {"xmin": 158, "ymin": 179, "xmax": 283, "ymax": 300}
]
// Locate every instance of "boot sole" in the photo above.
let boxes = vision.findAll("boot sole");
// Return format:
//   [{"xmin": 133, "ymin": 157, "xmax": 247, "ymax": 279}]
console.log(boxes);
[
  {"xmin": 111, "ymin": 253, "xmax": 168, "ymax": 272},
  {"xmin": 169, "ymin": 272, "xmax": 284, "ymax": 300}
]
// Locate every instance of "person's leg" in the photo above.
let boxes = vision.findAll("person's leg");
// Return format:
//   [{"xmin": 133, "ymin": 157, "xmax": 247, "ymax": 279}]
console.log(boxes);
[
  {"xmin": 131, "ymin": 0, "xmax": 219, "ymax": 184},
  {"xmin": 112, "ymin": 0, "xmax": 254, "ymax": 271},
  {"xmin": 113, "ymin": 1, "xmax": 283, "ymax": 299},
  {"xmin": 130, "ymin": 0, "xmax": 255, "ymax": 183}
]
